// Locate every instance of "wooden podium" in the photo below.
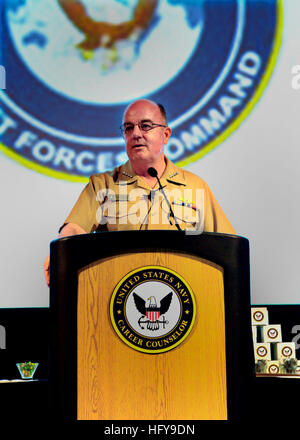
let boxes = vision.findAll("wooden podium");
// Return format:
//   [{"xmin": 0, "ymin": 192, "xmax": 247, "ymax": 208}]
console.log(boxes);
[{"xmin": 49, "ymin": 231, "xmax": 254, "ymax": 421}]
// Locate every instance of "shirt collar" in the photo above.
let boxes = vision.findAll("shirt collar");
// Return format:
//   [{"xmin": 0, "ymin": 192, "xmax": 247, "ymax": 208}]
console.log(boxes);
[
  {"xmin": 117, "ymin": 156, "xmax": 186, "ymax": 189},
  {"xmin": 160, "ymin": 157, "xmax": 186, "ymax": 187}
]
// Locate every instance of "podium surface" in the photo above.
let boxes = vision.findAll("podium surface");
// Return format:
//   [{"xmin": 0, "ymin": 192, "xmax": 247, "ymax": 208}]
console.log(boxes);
[{"xmin": 50, "ymin": 231, "xmax": 254, "ymax": 420}]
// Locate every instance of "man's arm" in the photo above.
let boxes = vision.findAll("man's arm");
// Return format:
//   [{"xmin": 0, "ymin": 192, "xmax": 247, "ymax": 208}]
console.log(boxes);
[
  {"xmin": 43, "ymin": 222, "xmax": 87, "ymax": 287},
  {"xmin": 58, "ymin": 222, "xmax": 88, "ymax": 237}
]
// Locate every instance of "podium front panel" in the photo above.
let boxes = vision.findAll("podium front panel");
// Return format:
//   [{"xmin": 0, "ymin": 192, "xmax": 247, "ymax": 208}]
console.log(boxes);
[{"xmin": 77, "ymin": 251, "xmax": 227, "ymax": 420}]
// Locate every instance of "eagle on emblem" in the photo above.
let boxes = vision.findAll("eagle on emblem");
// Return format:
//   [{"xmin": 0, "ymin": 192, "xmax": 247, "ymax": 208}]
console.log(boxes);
[{"xmin": 133, "ymin": 291, "xmax": 173, "ymax": 330}]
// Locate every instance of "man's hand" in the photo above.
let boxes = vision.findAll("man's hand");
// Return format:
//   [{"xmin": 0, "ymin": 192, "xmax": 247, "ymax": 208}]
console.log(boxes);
[
  {"xmin": 44, "ymin": 222, "xmax": 87, "ymax": 286},
  {"xmin": 44, "ymin": 255, "xmax": 50, "ymax": 287}
]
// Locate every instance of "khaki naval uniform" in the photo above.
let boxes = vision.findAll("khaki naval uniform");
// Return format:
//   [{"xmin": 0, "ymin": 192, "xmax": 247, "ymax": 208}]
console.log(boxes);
[{"xmin": 62, "ymin": 157, "xmax": 235, "ymax": 234}]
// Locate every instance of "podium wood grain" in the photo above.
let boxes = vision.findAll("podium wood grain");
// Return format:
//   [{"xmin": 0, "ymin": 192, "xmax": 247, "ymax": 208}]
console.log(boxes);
[{"xmin": 77, "ymin": 252, "xmax": 227, "ymax": 420}]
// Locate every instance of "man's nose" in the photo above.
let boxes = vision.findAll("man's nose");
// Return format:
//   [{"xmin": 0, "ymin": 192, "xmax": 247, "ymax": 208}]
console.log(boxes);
[{"xmin": 132, "ymin": 123, "xmax": 143, "ymax": 137}]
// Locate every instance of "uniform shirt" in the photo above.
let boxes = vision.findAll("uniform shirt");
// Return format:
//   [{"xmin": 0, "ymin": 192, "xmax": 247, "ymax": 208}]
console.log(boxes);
[{"xmin": 62, "ymin": 157, "xmax": 235, "ymax": 234}]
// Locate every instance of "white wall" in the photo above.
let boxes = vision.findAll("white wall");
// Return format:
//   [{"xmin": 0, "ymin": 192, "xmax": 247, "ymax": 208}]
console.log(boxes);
[
  {"xmin": 188, "ymin": 0, "xmax": 300, "ymax": 304},
  {"xmin": 0, "ymin": 0, "xmax": 299, "ymax": 307}
]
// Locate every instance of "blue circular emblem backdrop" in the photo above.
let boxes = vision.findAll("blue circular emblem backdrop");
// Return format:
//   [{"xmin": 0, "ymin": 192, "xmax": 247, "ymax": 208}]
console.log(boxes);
[{"xmin": 0, "ymin": 0, "xmax": 282, "ymax": 181}]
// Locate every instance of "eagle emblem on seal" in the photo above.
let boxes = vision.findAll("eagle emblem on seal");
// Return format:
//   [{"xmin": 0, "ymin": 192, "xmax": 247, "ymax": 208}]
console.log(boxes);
[{"xmin": 133, "ymin": 291, "xmax": 172, "ymax": 331}]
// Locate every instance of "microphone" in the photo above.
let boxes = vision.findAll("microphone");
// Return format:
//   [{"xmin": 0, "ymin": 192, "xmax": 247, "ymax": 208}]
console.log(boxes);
[
  {"xmin": 147, "ymin": 167, "xmax": 182, "ymax": 231},
  {"xmin": 147, "ymin": 167, "xmax": 158, "ymax": 178}
]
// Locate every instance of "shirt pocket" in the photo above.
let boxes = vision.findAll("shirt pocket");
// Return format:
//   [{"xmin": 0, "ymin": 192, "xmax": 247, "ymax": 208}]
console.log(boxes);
[{"xmin": 101, "ymin": 200, "xmax": 147, "ymax": 231}]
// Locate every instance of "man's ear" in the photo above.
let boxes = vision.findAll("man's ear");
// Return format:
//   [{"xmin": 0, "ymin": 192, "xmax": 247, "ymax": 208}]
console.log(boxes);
[{"xmin": 164, "ymin": 126, "xmax": 172, "ymax": 144}]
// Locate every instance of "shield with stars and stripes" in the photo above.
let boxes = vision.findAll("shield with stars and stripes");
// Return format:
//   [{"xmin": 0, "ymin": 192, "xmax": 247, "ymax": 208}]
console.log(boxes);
[{"xmin": 146, "ymin": 309, "xmax": 160, "ymax": 322}]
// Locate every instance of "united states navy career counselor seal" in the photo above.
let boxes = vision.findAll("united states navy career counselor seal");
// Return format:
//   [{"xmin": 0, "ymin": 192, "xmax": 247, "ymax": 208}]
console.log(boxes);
[
  {"xmin": 0, "ymin": 0, "xmax": 282, "ymax": 180},
  {"xmin": 110, "ymin": 266, "xmax": 196, "ymax": 354}
]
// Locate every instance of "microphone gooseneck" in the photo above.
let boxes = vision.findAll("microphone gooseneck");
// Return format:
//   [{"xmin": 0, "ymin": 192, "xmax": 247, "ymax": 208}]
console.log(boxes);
[{"xmin": 147, "ymin": 167, "xmax": 182, "ymax": 231}]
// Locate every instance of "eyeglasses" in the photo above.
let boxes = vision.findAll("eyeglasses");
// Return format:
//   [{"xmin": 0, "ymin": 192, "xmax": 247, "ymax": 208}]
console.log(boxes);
[{"xmin": 120, "ymin": 121, "xmax": 167, "ymax": 136}]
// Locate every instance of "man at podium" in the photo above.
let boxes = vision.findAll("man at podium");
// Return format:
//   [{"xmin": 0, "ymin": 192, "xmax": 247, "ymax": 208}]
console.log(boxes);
[{"xmin": 44, "ymin": 99, "xmax": 235, "ymax": 285}]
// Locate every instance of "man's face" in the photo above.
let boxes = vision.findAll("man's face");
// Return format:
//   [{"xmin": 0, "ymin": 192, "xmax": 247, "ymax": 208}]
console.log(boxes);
[{"xmin": 122, "ymin": 100, "xmax": 171, "ymax": 166}]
